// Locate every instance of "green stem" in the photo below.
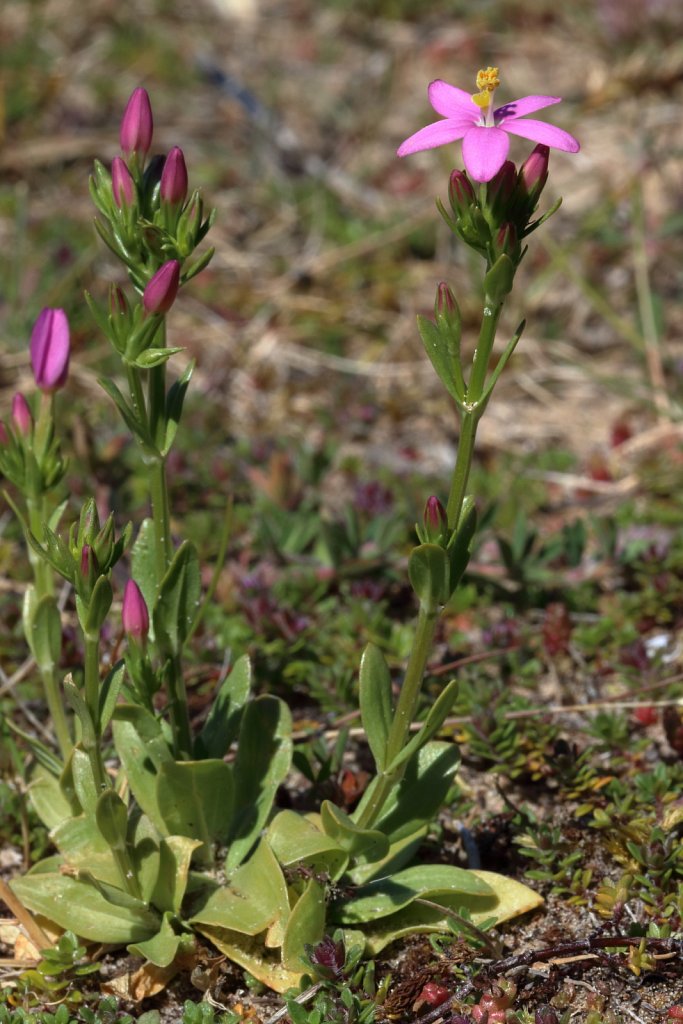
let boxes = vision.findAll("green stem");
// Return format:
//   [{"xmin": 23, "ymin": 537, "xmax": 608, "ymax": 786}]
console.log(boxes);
[
  {"xmin": 355, "ymin": 606, "xmax": 439, "ymax": 829},
  {"xmin": 26, "ymin": 494, "xmax": 72, "ymax": 758},
  {"xmin": 446, "ymin": 412, "xmax": 478, "ymax": 531},
  {"xmin": 84, "ymin": 632, "xmax": 107, "ymax": 792},
  {"xmin": 165, "ymin": 653, "xmax": 193, "ymax": 760},
  {"xmin": 149, "ymin": 456, "xmax": 172, "ymax": 584}
]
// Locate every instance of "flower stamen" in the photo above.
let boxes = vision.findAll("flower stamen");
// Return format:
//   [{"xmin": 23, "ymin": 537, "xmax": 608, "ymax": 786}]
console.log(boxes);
[{"xmin": 472, "ymin": 66, "xmax": 500, "ymax": 126}]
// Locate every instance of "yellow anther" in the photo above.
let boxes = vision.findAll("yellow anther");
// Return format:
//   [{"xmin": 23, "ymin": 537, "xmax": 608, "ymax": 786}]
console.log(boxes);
[
  {"xmin": 471, "ymin": 91, "xmax": 492, "ymax": 109},
  {"xmin": 476, "ymin": 66, "xmax": 500, "ymax": 92}
]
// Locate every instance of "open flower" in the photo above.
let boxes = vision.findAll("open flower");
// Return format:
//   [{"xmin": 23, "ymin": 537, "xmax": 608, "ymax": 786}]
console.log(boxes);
[{"xmin": 397, "ymin": 67, "xmax": 580, "ymax": 183}]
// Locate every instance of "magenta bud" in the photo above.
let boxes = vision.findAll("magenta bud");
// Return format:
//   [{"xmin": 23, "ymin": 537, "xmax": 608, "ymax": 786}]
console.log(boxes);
[
  {"xmin": 0, "ymin": 421, "xmax": 9, "ymax": 446},
  {"xmin": 448, "ymin": 169, "xmax": 476, "ymax": 218},
  {"xmin": 80, "ymin": 544, "xmax": 98, "ymax": 581},
  {"xmin": 109, "ymin": 284, "xmax": 129, "ymax": 318},
  {"xmin": 488, "ymin": 160, "xmax": 516, "ymax": 207},
  {"xmin": 424, "ymin": 496, "xmax": 448, "ymax": 542},
  {"xmin": 11, "ymin": 393, "xmax": 33, "ymax": 435},
  {"xmin": 111, "ymin": 156, "xmax": 135, "ymax": 207},
  {"xmin": 119, "ymin": 87, "xmax": 153, "ymax": 159},
  {"xmin": 30, "ymin": 308, "xmax": 70, "ymax": 392},
  {"xmin": 494, "ymin": 221, "xmax": 518, "ymax": 259},
  {"xmin": 122, "ymin": 579, "xmax": 149, "ymax": 640},
  {"xmin": 160, "ymin": 146, "xmax": 188, "ymax": 206},
  {"xmin": 520, "ymin": 144, "xmax": 549, "ymax": 199},
  {"xmin": 143, "ymin": 260, "xmax": 181, "ymax": 315},
  {"xmin": 435, "ymin": 281, "xmax": 458, "ymax": 319}
]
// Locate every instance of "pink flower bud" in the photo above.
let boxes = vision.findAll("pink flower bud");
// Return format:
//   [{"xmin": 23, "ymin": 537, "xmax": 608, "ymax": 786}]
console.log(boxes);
[
  {"xmin": 494, "ymin": 221, "xmax": 518, "ymax": 260},
  {"xmin": 519, "ymin": 144, "xmax": 549, "ymax": 199},
  {"xmin": 0, "ymin": 422, "xmax": 9, "ymax": 446},
  {"xmin": 488, "ymin": 159, "xmax": 516, "ymax": 207},
  {"xmin": 30, "ymin": 308, "xmax": 70, "ymax": 392},
  {"xmin": 160, "ymin": 147, "xmax": 188, "ymax": 206},
  {"xmin": 111, "ymin": 156, "xmax": 135, "ymax": 207},
  {"xmin": 435, "ymin": 281, "xmax": 458, "ymax": 319},
  {"xmin": 424, "ymin": 496, "xmax": 448, "ymax": 542},
  {"xmin": 119, "ymin": 87, "xmax": 153, "ymax": 159},
  {"xmin": 11, "ymin": 393, "xmax": 33, "ymax": 435},
  {"xmin": 143, "ymin": 260, "xmax": 181, "ymax": 315},
  {"xmin": 122, "ymin": 579, "xmax": 149, "ymax": 640},
  {"xmin": 448, "ymin": 169, "xmax": 476, "ymax": 218}
]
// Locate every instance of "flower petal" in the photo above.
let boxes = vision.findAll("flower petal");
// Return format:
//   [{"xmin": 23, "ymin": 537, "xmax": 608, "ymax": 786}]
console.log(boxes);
[
  {"xmin": 494, "ymin": 95, "xmax": 561, "ymax": 123},
  {"xmin": 428, "ymin": 80, "xmax": 478, "ymax": 120},
  {"xmin": 461, "ymin": 126, "xmax": 509, "ymax": 182},
  {"xmin": 502, "ymin": 118, "xmax": 580, "ymax": 152},
  {"xmin": 397, "ymin": 118, "xmax": 472, "ymax": 157}
]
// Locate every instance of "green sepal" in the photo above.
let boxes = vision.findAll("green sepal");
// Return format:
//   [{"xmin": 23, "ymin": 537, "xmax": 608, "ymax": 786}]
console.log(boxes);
[
  {"xmin": 408, "ymin": 543, "xmax": 449, "ymax": 611},
  {"xmin": 153, "ymin": 541, "xmax": 201, "ymax": 655},
  {"xmin": 320, "ymin": 801, "xmax": 389, "ymax": 862},
  {"xmin": 484, "ymin": 254, "xmax": 515, "ymax": 302},
  {"xmin": 194, "ymin": 653, "xmax": 251, "ymax": 759},
  {"xmin": 132, "ymin": 346, "xmax": 184, "ymax": 370},
  {"xmin": 358, "ymin": 643, "xmax": 393, "ymax": 773},
  {"xmin": 81, "ymin": 573, "xmax": 113, "ymax": 635}
]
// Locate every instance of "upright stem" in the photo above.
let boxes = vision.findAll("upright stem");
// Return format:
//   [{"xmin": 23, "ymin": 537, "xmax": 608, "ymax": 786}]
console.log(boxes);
[
  {"xmin": 355, "ymin": 607, "xmax": 439, "ymax": 829},
  {"xmin": 83, "ymin": 632, "xmax": 107, "ymax": 792},
  {"xmin": 149, "ymin": 455, "xmax": 172, "ymax": 585},
  {"xmin": 446, "ymin": 412, "xmax": 478, "ymax": 531},
  {"xmin": 165, "ymin": 653, "xmax": 193, "ymax": 760},
  {"xmin": 26, "ymin": 493, "xmax": 71, "ymax": 758}
]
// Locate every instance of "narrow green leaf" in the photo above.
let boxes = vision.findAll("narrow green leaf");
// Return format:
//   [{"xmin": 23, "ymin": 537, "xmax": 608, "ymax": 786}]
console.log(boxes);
[
  {"xmin": 99, "ymin": 660, "xmax": 126, "ymax": 731},
  {"xmin": 131, "ymin": 519, "xmax": 157, "ymax": 633},
  {"xmin": 281, "ymin": 879, "xmax": 326, "ymax": 972},
  {"xmin": 194, "ymin": 653, "xmax": 251, "ymax": 759},
  {"xmin": 29, "ymin": 595, "xmax": 62, "ymax": 674},
  {"xmin": 358, "ymin": 644, "xmax": 393, "ymax": 773},
  {"xmin": 377, "ymin": 740, "xmax": 460, "ymax": 845},
  {"xmin": 320, "ymin": 801, "xmax": 389, "ymax": 862},
  {"xmin": 132, "ymin": 347, "xmax": 184, "ymax": 370},
  {"xmin": 384, "ymin": 682, "xmax": 459, "ymax": 775},
  {"xmin": 416, "ymin": 315, "xmax": 464, "ymax": 403},
  {"xmin": 225, "ymin": 696, "xmax": 292, "ymax": 871},
  {"xmin": 408, "ymin": 543, "xmax": 449, "ymax": 611},
  {"xmin": 153, "ymin": 541, "xmax": 201, "ymax": 655},
  {"xmin": 9, "ymin": 871, "xmax": 159, "ymax": 944},
  {"xmin": 163, "ymin": 360, "xmax": 194, "ymax": 457}
]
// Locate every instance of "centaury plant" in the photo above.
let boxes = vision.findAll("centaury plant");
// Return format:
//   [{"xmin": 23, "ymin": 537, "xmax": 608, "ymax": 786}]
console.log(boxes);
[{"xmin": 4, "ymin": 69, "xmax": 578, "ymax": 990}]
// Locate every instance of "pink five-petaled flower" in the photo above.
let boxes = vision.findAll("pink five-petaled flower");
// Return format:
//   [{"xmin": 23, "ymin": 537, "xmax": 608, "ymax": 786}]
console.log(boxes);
[
  {"xmin": 397, "ymin": 67, "xmax": 580, "ymax": 183},
  {"xmin": 122, "ymin": 579, "xmax": 149, "ymax": 640},
  {"xmin": 30, "ymin": 308, "xmax": 70, "ymax": 392}
]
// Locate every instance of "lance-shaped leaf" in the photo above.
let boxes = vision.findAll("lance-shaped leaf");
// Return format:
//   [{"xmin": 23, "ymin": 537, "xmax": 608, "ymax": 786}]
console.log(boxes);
[
  {"xmin": 383, "ymin": 682, "xmax": 459, "ymax": 776},
  {"xmin": 63, "ymin": 678, "xmax": 96, "ymax": 750},
  {"xmin": 267, "ymin": 810, "xmax": 349, "ymax": 880},
  {"xmin": 190, "ymin": 840, "xmax": 290, "ymax": 938},
  {"xmin": 27, "ymin": 595, "xmax": 62, "ymax": 675},
  {"xmin": 153, "ymin": 541, "xmax": 201, "ymax": 655},
  {"xmin": 128, "ymin": 911, "xmax": 193, "ymax": 968},
  {"xmin": 70, "ymin": 746, "xmax": 98, "ymax": 814},
  {"xmin": 320, "ymin": 802, "xmax": 389, "ymax": 862},
  {"xmin": 98, "ymin": 377, "xmax": 155, "ymax": 450},
  {"xmin": 408, "ymin": 543, "xmax": 450, "ymax": 611},
  {"xmin": 225, "ymin": 696, "xmax": 292, "ymax": 871},
  {"xmin": 156, "ymin": 758, "xmax": 234, "ymax": 856},
  {"xmin": 99, "ymin": 660, "xmax": 126, "ymax": 732},
  {"xmin": 10, "ymin": 869, "xmax": 160, "ymax": 944},
  {"xmin": 96, "ymin": 789, "xmax": 141, "ymax": 898},
  {"xmin": 194, "ymin": 653, "xmax": 252, "ymax": 759},
  {"xmin": 281, "ymin": 879, "xmax": 326, "ymax": 972},
  {"xmin": 447, "ymin": 495, "xmax": 477, "ymax": 596},
  {"xmin": 163, "ymin": 360, "xmax": 194, "ymax": 457},
  {"xmin": 131, "ymin": 519, "xmax": 157, "ymax": 632},
  {"xmin": 358, "ymin": 643, "xmax": 393, "ymax": 772},
  {"xmin": 416, "ymin": 314, "xmax": 464, "ymax": 404},
  {"xmin": 333, "ymin": 863, "xmax": 493, "ymax": 925},
  {"xmin": 357, "ymin": 870, "xmax": 544, "ymax": 955},
  {"xmin": 132, "ymin": 346, "xmax": 184, "ymax": 370},
  {"xmin": 374, "ymin": 740, "xmax": 460, "ymax": 847},
  {"xmin": 112, "ymin": 704, "xmax": 174, "ymax": 834}
]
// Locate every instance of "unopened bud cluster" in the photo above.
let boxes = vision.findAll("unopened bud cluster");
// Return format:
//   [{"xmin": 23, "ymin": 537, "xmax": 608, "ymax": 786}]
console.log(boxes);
[
  {"xmin": 88, "ymin": 87, "xmax": 215, "ymax": 365},
  {"xmin": 441, "ymin": 144, "xmax": 554, "ymax": 277}
]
